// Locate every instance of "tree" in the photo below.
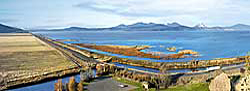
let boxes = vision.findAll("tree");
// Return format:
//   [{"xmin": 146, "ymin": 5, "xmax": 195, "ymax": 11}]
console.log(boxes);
[
  {"xmin": 246, "ymin": 51, "xmax": 250, "ymax": 66},
  {"xmin": 54, "ymin": 79, "xmax": 63, "ymax": 91},
  {"xmin": 246, "ymin": 51, "xmax": 250, "ymax": 56},
  {"xmin": 150, "ymin": 76, "xmax": 160, "ymax": 90},
  {"xmin": 158, "ymin": 74, "xmax": 171, "ymax": 88},
  {"xmin": 77, "ymin": 80, "xmax": 84, "ymax": 91},
  {"xmin": 68, "ymin": 76, "xmax": 76, "ymax": 91},
  {"xmin": 150, "ymin": 73, "xmax": 171, "ymax": 90}
]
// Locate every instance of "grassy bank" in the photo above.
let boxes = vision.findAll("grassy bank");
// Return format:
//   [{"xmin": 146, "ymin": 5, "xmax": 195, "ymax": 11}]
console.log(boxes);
[
  {"xmin": 113, "ymin": 77, "xmax": 153, "ymax": 91},
  {"xmin": 113, "ymin": 77, "xmax": 209, "ymax": 91},
  {"xmin": 163, "ymin": 83, "xmax": 209, "ymax": 91}
]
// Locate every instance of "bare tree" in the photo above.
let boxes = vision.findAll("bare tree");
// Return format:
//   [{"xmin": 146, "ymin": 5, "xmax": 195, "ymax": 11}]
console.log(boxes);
[{"xmin": 80, "ymin": 69, "xmax": 94, "ymax": 82}]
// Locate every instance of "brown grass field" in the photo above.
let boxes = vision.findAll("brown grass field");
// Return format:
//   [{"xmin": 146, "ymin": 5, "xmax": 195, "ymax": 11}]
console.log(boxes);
[{"xmin": 0, "ymin": 33, "xmax": 78, "ymax": 90}]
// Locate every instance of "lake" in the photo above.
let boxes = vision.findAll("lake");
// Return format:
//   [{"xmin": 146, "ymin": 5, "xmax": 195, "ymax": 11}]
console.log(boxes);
[{"xmin": 11, "ymin": 30, "xmax": 250, "ymax": 91}]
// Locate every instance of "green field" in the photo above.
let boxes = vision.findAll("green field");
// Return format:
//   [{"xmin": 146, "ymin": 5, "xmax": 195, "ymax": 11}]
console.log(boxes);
[{"xmin": 162, "ymin": 83, "xmax": 209, "ymax": 91}]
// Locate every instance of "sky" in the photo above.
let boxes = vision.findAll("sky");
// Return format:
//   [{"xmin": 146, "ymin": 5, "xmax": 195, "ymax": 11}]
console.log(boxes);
[{"xmin": 0, "ymin": 0, "xmax": 250, "ymax": 29}]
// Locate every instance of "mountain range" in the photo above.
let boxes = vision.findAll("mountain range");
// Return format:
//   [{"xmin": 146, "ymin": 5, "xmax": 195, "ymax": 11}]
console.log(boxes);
[
  {"xmin": 34, "ymin": 22, "xmax": 250, "ymax": 31},
  {"xmin": 1, "ymin": 22, "xmax": 250, "ymax": 33}
]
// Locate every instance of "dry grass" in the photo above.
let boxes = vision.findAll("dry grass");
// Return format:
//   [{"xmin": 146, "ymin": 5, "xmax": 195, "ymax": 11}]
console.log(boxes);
[
  {"xmin": 0, "ymin": 33, "xmax": 78, "ymax": 89},
  {"xmin": 0, "ymin": 33, "xmax": 31, "ymax": 36},
  {"xmin": 0, "ymin": 35, "xmax": 55, "ymax": 52}
]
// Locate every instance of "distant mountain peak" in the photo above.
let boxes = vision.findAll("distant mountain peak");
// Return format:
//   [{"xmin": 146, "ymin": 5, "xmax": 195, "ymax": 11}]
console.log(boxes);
[
  {"xmin": 229, "ymin": 23, "xmax": 250, "ymax": 30},
  {"xmin": 232, "ymin": 23, "xmax": 249, "ymax": 27},
  {"xmin": 133, "ymin": 22, "xmax": 147, "ymax": 25},
  {"xmin": 66, "ymin": 27, "xmax": 85, "ymax": 30},
  {"xmin": 117, "ymin": 24, "xmax": 126, "ymax": 26},
  {"xmin": 167, "ymin": 22, "xmax": 180, "ymax": 25},
  {"xmin": 128, "ymin": 22, "xmax": 157, "ymax": 27},
  {"xmin": 167, "ymin": 22, "xmax": 182, "ymax": 27},
  {"xmin": 194, "ymin": 23, "xmax": 207, "ymax": 28},
  {"xmin": 115, "ymin": 24, "xmax": 127, "ymax": 28},
  {"xmin": 107, "ymin": 22, "xmax": 192, "ymax": 31},
  {"xmin": 68, "ymin": 27, "xmax": 80, "ymax": 29}
]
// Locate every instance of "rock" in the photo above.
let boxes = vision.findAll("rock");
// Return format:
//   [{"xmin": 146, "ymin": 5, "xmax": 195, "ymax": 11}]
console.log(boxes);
[
  {"xmin": 235, "ymin": 75, "xmax": 250, "ymax": 91},
  {"xmin": 97, "ymin": 56, "xmax": 112, "ymax": 62},
  {"xmin": 178, "ymin": 50, "xmax": 199, "ymax": 55},
  {"xmin": 142, "ymin": 81, "xmax": 149, "ymax": 90},
  {"xmin": 159, "ymin": 45, "xmax": 165, "ymax": 48},
  {"xmin": 209, "ymin": 72, "xmax": 231, "ymax": 91},
  {"xmin": 0, "ymin": 72, "xmax": 7, "ymax": 87},
  {"xmin": 0, "ymin": 77, "xmax": 4, "ymax": 86},
  {"xmin": 166, "ymin": 46, "xmax": 177, "ymax": 52}
]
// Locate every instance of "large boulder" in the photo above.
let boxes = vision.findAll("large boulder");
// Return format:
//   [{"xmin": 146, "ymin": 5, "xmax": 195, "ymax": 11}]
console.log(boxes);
[
  {"xmin": 0, "ymin": 72, "xmax": 7, "ymax": 88},
  {"xmin": 209, "ymin": 72, "xmax": 231, "ymax": 91},
  {"xmin": 235, "ymin": 75, "xmax": 250, "ymax": 91},
  {"xmin": 142, "ymin": 81, "xmax": 149, "ymax": 90},
  {"xmin": 166, "ymin": 46, "xmax": 177, "ymax": 52}
]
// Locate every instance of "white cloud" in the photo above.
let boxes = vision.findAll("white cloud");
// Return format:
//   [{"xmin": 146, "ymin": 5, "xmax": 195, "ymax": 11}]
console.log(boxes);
[{"xmin": 75, "ymin": 0, "xmax": 226, "ymax": 17}]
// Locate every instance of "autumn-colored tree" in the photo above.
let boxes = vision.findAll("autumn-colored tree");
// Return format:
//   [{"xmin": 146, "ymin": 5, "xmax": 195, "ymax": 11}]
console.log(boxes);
[
  {"xmin": 77, "ymin": 80, "xmax": 84, "ymax": 91},
  {"xmin": 158, "ymin": 74, "xmax": 171, "ymax": 88},
  {"xmin": 54, "ymin": 79, "xmax": 63, "ymax": 91},
  {"xmin": 68, "ymin": 76, "xmax": 76, "ymax": 91}
]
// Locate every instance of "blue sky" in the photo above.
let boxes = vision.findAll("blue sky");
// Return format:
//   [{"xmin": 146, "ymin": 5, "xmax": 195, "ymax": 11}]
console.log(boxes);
[{"xmin": 0, "ymin": 0, "xmax": 250, "ymax": 29}]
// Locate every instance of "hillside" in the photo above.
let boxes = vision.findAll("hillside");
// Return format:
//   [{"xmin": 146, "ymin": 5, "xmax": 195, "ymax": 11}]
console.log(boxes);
[{"xmin": 0, "ymin": 24, "xmax": 28, "ymax": 33}]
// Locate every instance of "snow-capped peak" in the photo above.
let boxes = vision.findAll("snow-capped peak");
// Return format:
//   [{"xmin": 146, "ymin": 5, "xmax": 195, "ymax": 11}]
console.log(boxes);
[{"xmin": 195, "ymin": 23, "xmax": 207, "ymax": 28}]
